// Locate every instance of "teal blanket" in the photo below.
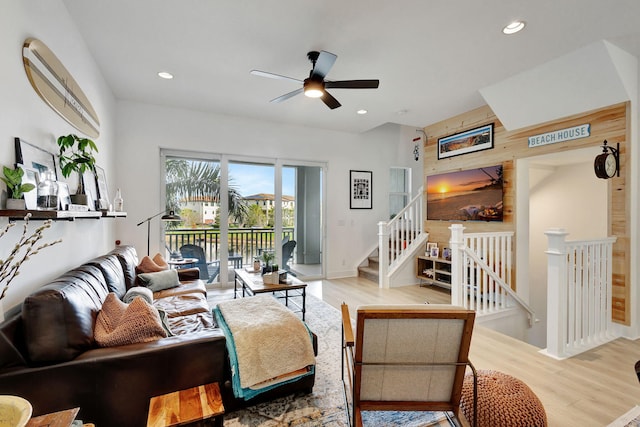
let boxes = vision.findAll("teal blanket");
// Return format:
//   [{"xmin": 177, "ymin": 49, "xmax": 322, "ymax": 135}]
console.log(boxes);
[{"xmin": 213, "ymin": 306, "xmax": 315, "ymax": 400}]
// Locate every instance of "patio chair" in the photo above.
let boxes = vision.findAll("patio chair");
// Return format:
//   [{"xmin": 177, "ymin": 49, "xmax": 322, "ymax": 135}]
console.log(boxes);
[
  {"xmin": 341, "ymin": 303, "xmax": 477, "ymax": 427},
  {"xmin": 179, "ymin": 244, "xmax": 220, "ymax": 283},
  {"xmin": 282, "ymin": 240, "xmax": 296, "ymax": 271}
]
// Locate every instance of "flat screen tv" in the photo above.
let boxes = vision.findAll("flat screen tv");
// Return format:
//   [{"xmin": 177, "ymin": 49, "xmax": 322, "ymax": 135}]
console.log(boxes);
[{"xmin": 426, "ymin": 164, "xmax": 503, "ymax": 221}]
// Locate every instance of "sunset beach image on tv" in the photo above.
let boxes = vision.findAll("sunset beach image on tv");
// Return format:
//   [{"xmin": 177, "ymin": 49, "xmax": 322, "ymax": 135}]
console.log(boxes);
[{"xmin": 426, "ymin": 165, "xmax": 503, "ymax": 221}]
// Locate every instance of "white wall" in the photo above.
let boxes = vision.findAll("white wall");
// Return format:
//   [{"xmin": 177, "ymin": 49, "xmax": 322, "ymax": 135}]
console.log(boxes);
[
  {"xmin": 527, "ymin": 160, "xmax": 607, "ymax": 347},
  {"xmin": 0, "ymin": 0, "xmax": 116, "ymax": 315},
  {"xmin": 114, "ymin": 101, "xmax": 418, "ymax": 279}
]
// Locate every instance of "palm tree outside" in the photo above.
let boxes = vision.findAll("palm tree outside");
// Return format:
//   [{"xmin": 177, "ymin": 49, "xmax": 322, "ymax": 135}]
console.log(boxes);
[{"xmin": 165, "ymin": 159, "xmax": 246, "ymax": 224}]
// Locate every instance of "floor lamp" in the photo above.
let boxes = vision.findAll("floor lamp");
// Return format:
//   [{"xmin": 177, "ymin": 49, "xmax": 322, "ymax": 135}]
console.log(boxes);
[{"xmin": 136, "ymin": 210, "xmax": 182, "ymax": 256}]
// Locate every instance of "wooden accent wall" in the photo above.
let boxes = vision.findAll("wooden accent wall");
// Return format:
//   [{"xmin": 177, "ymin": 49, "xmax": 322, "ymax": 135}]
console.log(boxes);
[{"xmin": 423, "ymin": 102, "xmax": 630, "ymax": 324}]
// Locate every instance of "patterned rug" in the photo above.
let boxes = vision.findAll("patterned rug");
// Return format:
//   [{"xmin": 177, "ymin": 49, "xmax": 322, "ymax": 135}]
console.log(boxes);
[{"xmin": 209, "ymin": 291, "xmax": 454, "ymax": 426}]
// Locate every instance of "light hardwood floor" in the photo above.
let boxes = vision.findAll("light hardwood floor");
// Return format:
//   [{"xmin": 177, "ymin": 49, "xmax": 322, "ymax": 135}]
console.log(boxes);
[{"xmin": 307, "ymin": 277, "xmax": 640, "ymax": 427}]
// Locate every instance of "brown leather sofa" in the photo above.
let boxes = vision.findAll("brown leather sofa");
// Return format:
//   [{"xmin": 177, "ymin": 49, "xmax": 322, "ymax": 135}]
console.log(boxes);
[{"xmin": 0, "ymin": 245, "xmax": 315, "ymax": 426}]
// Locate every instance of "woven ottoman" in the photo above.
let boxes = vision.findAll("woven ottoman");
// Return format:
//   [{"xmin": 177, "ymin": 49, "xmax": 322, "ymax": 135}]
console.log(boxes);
[{"xmin": 460, "ymin": 370, "xmax": 547, "ymax": 427}]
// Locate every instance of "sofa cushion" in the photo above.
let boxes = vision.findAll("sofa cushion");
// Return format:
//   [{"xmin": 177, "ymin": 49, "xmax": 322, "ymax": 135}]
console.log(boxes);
[
  {"xmin": 153, "ymin": 293, "xmax": 210, "ymax": 318},
  {"xmin": 87, "ymin": 254, "xmax": 128, "ymax": 298},
  {"xmin": 153, "ymin": 280, "xmax": 207, "ymax": 299},
  {"xmin": 137, "ymin": 270, "xmax": 180, "ymax": 292},
  {"xmin": 109, "ymin": 245, "xmax": 139, "ymax": 290},
  {"xmin": 94, "ymin": 293, "xmax": 167, "ymax": 347},
  {"xmin": 22, "ymin": 265, "xmax": 109, "ymax": 363}
]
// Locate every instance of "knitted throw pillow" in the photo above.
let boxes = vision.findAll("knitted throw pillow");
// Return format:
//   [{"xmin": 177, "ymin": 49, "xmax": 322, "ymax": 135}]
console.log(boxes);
[{"xmin": 94, "ymin": 293, "xmax": 167, "ymax": 347}]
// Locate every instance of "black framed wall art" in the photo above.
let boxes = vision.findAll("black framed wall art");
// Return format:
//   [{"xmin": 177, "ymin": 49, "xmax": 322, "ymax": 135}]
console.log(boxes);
[{"xmin": 350, "ymin": 170, "xmax": 372, "ymax": 209}]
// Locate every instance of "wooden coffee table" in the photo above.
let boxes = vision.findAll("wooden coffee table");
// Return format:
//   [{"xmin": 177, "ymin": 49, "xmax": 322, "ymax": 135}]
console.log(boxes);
[
  {"xmin": 147, "ymin": 382, "xmax": 224, "ymax": 427},
  {"xmin": 234, "ymin": 268, "xmax": 307, "ymax": 320}
]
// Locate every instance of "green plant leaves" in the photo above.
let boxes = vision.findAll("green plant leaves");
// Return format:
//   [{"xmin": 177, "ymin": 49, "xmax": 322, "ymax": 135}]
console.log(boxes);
[
  {"xmin": 56, "ymin": 134, "xmax": 99, "ymax": 178},
  {"xmin": 1, "ymin": 166, "xmax": 34, "ymax": 199}
]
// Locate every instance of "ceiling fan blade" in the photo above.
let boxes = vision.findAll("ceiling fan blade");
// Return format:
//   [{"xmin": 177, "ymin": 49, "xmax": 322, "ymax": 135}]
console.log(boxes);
[
  {"xmin": 251, "ymin": 70, "xmax": 302, "ymax": 84},
  {"xmin": 270, "ymin": 87, "xmax": 304, "ymax": 103},
  {"xmin": 321, "ymin": 90, "xmax": 341, "ymax": 109},
  {"xmin": 325, "ymin": 79, "xmax": 380, "ymax": 89},
  {"xmin": 310, "ymin": 51, "xmax": 337, "ymax": 80}
]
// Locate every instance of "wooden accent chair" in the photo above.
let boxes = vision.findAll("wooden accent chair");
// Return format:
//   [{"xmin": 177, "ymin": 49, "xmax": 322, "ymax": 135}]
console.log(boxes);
[{"xmin": 341, "ymin": 303, "xmax": 477, "ymax": 427}]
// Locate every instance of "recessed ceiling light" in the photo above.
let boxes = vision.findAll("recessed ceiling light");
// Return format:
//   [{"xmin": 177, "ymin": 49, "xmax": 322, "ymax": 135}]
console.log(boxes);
[
  {"xmin": 357, "ymin": 109, "xmax": 368, "ymax": 115},
  {"xmin": 157, "ymin": 71, "xmax": 174, "ymax": 79},
  {"xmin": 502, "ymin": 20, "xmax": 526, "ymax": 35}
]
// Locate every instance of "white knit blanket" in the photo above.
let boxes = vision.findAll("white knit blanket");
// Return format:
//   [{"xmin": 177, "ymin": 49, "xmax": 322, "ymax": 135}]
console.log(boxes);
[{"xmin": 216, "ymin": 294, "xmax": 315, "ymax": 389}]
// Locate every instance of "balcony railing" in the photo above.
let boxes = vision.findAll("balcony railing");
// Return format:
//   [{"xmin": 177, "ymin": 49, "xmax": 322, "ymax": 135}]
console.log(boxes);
[{"xmin": 165, "ymin": 227, "xmax": 294, "ymax": 265}]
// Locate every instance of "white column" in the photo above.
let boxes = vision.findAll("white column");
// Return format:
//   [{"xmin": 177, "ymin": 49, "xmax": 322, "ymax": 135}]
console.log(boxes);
[
  {"xmin": 544, "ymin": 228, "xmax": 569, "ymax": 359},
  {"xmin": 378, "ymin": 221, "xmax": 389, "ymax": 289},
  {"xmin": 449, "ymin": 223, "xmax": 465, "ymax": 306}
]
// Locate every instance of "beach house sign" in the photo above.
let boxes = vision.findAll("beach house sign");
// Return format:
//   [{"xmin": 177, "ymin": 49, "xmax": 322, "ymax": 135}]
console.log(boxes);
[{"xmin": 528, "ymin": 124, "xmax": 590, "ymax": 148}]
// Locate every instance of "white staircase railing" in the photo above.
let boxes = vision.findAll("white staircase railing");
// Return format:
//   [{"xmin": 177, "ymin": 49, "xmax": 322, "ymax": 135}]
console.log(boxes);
[
  {"xmin": 378, "ymin": 187, "xmax": 424, "ymax": 288},
  {"xmin": 543, "ymin": 229, "xmax": 617, "ymax": 359},
  {"xmin": 449, "ymin": 224, "xmax": 536, "ymax": 326}
]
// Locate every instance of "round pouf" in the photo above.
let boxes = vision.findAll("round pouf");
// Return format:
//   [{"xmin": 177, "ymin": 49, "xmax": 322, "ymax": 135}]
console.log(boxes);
[{"xmin": 460, "ymin": 370, "xmax": 547, "ymax": 427}]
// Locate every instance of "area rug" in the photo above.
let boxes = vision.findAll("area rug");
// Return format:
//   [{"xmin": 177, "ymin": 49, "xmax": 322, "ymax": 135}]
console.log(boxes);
[{"xmin": 209, "ymin": 291, "xmax": 454, "ymax": 426}]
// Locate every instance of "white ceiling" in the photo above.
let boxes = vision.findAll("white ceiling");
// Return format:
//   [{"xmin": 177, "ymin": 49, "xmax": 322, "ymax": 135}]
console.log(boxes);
[{"xmin": 62, "ymin": 0, "xmax": 640, "ymax": 134}]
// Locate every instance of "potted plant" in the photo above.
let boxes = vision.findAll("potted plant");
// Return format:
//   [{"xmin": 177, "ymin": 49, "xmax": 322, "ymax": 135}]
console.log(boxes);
[
  {"xmin": 1, "ymin": 166, "xmax": 35, "ymax": 210},
  {"xmin": 56, "ymin": 134, "xmax": 98, "ymax": 205},
  {"xmin": 260, "ymin": 251, "xmax": 275, "ymax": 275}
]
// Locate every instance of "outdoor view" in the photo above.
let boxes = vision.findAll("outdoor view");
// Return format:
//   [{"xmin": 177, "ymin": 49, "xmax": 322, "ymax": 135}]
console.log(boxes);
[{"xmin": 163, "ymin": 157, "xmax": 311, "ymax": 282}]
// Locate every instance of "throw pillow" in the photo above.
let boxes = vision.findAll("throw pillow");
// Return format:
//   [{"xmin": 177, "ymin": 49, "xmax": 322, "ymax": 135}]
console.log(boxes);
[
  {"xmin": 94, "ymin": 293, "xmax": 167, "ymax": 347},
  {"xmin": 123, "ymin": 286, "xmax": 154, "ymax": 304},
  {"xmin": 137, "ymin": 256, "xmax": 168, "ymax": 274},
  {"xmin": 137, "ymin": 269, "xmax": 180, "ymax": 292},
  {"xmin": 152, "ymin": 253, "xmax": 169, "ymax": 269}
]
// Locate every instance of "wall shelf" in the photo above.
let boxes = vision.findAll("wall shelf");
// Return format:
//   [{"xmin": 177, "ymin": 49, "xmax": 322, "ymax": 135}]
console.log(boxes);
[
  {"xmin": 416, "ymin": 255, "xmax": 451, "ymax": 289},
  {"xmin": 0, "ymin": 209, "xmax": 127, "ymax": 221}
]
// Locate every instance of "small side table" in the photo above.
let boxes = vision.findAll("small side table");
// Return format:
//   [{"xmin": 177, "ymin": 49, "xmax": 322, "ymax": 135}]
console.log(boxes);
[
  {"xmin": 167, "ymin": 257, "xmax": 199, "ymax": 269},
  {"xmin": 147, "ymin": 382, "xmax": 225, "ymax": 427}
]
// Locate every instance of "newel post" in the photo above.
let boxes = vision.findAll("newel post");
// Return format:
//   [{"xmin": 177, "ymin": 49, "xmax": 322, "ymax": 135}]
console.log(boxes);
[
  {"xmin": 544, "ymin": 228, "xmax": 569, "ymax": 359},
  {"xmin": 449, "ymin": 223, "xmax": 465, "ymax": 306},
  {"xmin": 378, "ymin": 221, "xmax": 390, "ymax": 289}
]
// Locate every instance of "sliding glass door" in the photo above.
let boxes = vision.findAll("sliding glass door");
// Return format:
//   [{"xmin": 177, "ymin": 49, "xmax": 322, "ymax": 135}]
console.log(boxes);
[{"xmin": 162, "ymin": 150, "xmax": 324, "ymax": 282}]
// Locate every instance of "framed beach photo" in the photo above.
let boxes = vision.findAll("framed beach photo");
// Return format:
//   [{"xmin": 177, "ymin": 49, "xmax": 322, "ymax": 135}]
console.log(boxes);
[
  {"xmin": 437, "ymin": 123, "xmax": 494, "ymax": 160},
  {"xmin": 350, "ymin": 170, "xmax": 372, "ymax": 209}
]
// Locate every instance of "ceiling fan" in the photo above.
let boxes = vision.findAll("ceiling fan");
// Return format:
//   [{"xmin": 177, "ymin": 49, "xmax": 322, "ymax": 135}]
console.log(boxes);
[{"xmin": 250, "ymin": 50, "xmax": 379, "ymax": 110}]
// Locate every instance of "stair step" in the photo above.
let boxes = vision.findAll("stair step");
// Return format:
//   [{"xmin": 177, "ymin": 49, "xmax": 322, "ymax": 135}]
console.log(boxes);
[{"xmin": 358, "ymin": 266, "xmax": 379, "ymax": 283}]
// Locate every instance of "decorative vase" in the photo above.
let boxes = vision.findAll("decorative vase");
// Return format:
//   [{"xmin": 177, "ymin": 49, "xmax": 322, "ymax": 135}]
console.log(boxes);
[
  {"xmin": 5, "ymin": 198, "xmax": 25, "ymax": 210},
  {"xmin": 36, "ymin": 170, "xmax": 59, "ymax": 210}
]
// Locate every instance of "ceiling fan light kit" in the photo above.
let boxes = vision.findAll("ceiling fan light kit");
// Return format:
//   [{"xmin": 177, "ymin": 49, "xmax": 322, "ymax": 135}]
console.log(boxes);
[
  {"xmin": 251, "ymin": 50, "xmax": 379, "ymax": 109},
  {"xmin": 303, "ymin": 79, "xmax": 324, "ymax": 98}
]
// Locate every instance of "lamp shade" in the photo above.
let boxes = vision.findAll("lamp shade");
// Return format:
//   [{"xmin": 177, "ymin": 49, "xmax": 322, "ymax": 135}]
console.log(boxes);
[{"xmin": 161, "ymin": 210, "xmax": 181, "ymax": 221}]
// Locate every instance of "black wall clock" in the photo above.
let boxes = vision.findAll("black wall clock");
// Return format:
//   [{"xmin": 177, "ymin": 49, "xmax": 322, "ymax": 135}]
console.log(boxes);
[{"xmin": 594, "ymin": 140, "xmax": 619, "ymax": 179}]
